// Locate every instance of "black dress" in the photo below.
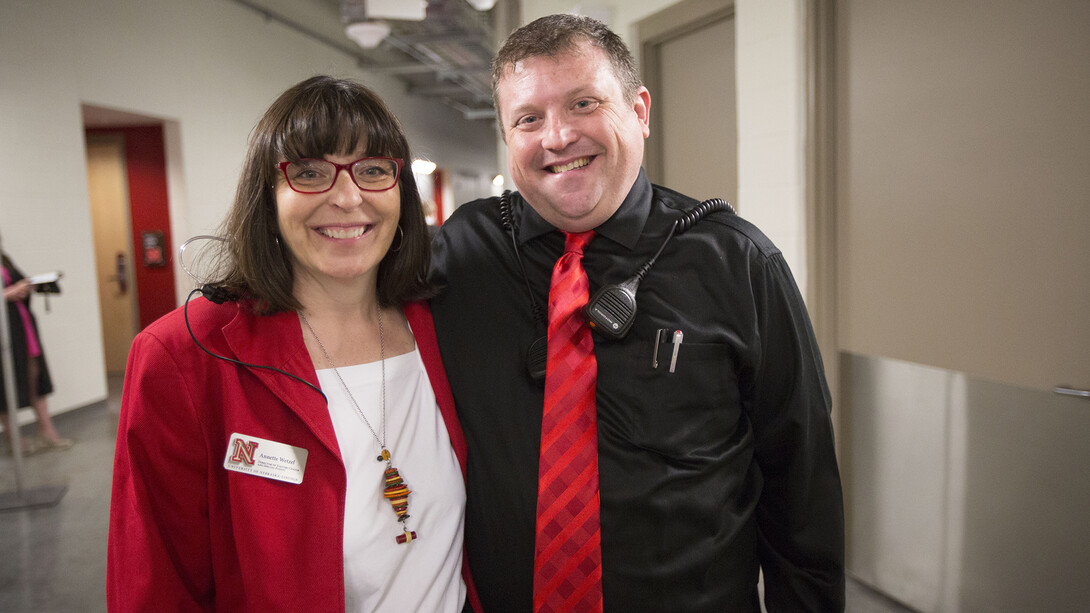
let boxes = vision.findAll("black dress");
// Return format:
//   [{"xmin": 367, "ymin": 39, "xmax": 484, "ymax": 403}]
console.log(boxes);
[{"xmin": 2, "ymin": 253, "xmax": 54, "ymax": 411}]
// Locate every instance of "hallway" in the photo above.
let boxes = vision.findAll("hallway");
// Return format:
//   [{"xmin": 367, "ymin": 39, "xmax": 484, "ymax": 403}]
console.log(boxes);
[{"xmin": 1, "ymin": 380, "xmax": 914, "ymax": 612}]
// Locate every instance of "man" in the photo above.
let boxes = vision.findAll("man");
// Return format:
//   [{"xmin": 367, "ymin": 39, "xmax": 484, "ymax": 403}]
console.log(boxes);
[{"xmin": 430, "ymin": 14, "xmax": 844, "ymax": 612}]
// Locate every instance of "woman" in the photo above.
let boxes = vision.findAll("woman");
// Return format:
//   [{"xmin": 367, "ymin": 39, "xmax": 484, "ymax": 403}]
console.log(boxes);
[
  {"xmin": 2, "ymin": 249, "xmax": 72, "ymax": 454},
  {"xmin": 107, "ymin": 76, "xmax": 480, "ymax": 612}
]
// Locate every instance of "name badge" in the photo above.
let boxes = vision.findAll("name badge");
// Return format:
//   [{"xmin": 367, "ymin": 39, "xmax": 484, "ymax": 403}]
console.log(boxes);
[{"xmin": 223, "ymin": 433, "xmax": 308, "ymax": 484}]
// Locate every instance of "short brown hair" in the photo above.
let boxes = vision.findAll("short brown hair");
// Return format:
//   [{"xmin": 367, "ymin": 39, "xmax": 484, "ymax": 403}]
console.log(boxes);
[
  {"xmin": 215, "ymin": 75, "xmax": 431, "ymax": 313},
  {"xmin": 491, "ymin": 14, "xmax": 643, "ymax": 119}
]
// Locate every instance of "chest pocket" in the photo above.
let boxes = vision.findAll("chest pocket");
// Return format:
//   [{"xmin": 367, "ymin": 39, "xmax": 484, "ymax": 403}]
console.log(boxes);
[{"xmin": 596, "ymin": 337, "xmax": 745, "ymax": 464}]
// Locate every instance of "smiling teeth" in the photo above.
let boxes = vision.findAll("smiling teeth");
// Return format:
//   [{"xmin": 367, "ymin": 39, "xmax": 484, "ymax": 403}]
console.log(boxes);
[
  {"xmin": 550, "ymin": 157, "xmax": 591, "ymax": 173},
  {"xmin": 318, "ymin": 226, "xmax": 367, "ymax": 239}
]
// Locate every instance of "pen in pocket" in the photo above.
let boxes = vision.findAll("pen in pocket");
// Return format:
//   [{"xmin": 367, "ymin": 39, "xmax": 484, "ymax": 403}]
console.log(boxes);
[{"xmin": 652, "ymin": 328, "xmax": 683, "ymax": 373}]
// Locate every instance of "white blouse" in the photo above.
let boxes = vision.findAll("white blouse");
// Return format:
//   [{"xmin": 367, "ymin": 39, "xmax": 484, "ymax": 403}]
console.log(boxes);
[{"xmin": 318, "ymin": 346, "xmax": 466, "ymax": 612}]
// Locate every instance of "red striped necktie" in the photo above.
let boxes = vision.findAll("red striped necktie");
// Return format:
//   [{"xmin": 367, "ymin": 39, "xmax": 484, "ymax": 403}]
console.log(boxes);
[{"xmin": 534, "ymin": 230, "xmax": 604, "ymax": 613}]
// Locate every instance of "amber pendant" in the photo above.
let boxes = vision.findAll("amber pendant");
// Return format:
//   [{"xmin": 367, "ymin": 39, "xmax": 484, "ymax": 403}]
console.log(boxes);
[{"xmin": 379, "ymin": 449, "xmax": 418, "ymax": 544}]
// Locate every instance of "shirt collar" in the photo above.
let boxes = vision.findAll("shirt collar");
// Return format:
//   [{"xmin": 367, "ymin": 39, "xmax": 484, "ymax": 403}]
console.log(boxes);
[{"xmin": 517, "ymin": 168, "xmax": 652, "ymax": 251}]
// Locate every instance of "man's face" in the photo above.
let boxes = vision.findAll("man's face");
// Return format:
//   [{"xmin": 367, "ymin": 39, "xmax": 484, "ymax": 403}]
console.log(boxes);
[{"xmin": 496, "ymin": 41, "xmax": 650, "ymax": 232}]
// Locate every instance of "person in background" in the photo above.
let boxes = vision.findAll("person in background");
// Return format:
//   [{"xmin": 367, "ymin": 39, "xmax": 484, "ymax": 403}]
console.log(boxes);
[
  {"xmin": 2, "ymin": 248, "xmax": 73, "ymax": 455},
  {"xmin": 430, "ymin": 14, "xmax": 844, "ymax": 612},
  {"xmin": 108, "ymin": 76, "xmax": 480, "ymax": 612}
]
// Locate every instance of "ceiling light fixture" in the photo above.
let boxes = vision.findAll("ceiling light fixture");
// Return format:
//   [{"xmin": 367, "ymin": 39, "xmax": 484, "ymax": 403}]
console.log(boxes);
[
  {"xmin": 345, "ymin": 20, "xmax": 392, "ymax": 49},
  {"xmin": 412, "ymin": 159, "xmax": 437, "ymax": 175},
  {"xmin": 465, "ymin": 0, "xmax": 498, "ymax": 10}
]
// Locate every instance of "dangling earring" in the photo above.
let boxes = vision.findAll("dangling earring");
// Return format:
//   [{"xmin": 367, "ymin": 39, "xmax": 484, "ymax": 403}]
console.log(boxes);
[{"xmin": 390, "ymin": 226, "xmax": 404, "ymax": 253}]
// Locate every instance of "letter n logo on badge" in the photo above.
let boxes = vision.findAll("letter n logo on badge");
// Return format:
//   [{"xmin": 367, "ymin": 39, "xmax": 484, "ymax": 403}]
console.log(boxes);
[{"xmin": 230, "ymin": 438, "xmax": 258, "ymax": 466}]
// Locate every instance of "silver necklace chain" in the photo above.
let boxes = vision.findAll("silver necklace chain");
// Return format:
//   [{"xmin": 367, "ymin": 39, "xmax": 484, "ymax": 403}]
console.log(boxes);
[
  {"xmin": 299, "ymin": 309, "xmax": 387, "ymax": 452},
  {"xmin": 300, "ymin": 308, "xmax": 419, "ymax": 545}
]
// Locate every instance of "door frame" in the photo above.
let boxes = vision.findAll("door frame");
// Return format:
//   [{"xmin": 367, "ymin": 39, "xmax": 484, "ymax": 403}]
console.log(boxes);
[
  {"xmin": 806, "ymin": 0, "xmax": 840, "ymax": 423},
  {"xmin": 638, "ymin": 0, "xmax": 735, "ymax": 186}
]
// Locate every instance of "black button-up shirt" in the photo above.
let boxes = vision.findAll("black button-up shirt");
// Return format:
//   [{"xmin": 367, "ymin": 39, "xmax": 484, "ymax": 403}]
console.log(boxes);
[{"xmin": 430, "ymin": 171, "xmax": 844, "ymax": 612}]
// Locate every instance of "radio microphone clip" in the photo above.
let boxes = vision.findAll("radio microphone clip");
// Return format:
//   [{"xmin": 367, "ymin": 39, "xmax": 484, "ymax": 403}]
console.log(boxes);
[{"xmin": 586, "ymin": 276, "xmax": 638, "ymax": 338}]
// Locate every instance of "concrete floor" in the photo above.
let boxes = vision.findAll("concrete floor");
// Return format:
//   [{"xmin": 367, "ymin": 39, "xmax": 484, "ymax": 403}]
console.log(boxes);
[
  {"xmin": 1, "ymin": 397, "xmax": 117, "ymax": 612},
  {"xmin": 1, "ymin": 378, "xmax": 916, "ymax": 612}
]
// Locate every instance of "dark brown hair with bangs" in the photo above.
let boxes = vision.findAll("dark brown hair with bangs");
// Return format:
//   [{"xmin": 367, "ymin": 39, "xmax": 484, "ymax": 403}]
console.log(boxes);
[{"xmin": 214, "ymin": 75, "xmax": 432, "ymax": 313}]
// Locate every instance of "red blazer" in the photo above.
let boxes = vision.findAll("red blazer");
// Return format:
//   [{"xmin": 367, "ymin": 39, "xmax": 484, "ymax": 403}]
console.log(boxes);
[{"xmin": 107, "ymin": 298, "xmax": 481, "ymax": 612}]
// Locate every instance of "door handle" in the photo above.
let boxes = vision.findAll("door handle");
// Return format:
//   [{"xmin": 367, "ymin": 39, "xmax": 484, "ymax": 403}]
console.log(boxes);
[
  {"xmin": 1053, "ymin": 386, "xmax": 1090, "ymax": 399},
  {"xmin": 111, "ymin": 252, "xmax": 127, "ymax": 294}
]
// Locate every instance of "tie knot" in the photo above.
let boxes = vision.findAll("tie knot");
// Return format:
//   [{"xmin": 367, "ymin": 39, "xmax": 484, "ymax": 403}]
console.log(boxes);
[{"xmin": 563, "ymin": 231, "xmax": 595, "ymax": 255}]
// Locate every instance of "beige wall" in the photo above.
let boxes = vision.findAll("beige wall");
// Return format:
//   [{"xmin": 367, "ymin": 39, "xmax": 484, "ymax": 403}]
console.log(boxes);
[
  {"xmin": 735, "ymin": 0, "xmax": 810, "ymax": 298},
  {"xmin": 836, "ymin": 0, "xmax": 1090, "ymax": 392}
]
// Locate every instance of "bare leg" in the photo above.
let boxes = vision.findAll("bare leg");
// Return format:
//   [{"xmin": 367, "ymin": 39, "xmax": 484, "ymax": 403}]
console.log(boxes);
[{"xmin": 28, "ymin": 356, "xmax": 70, "ymax": 448}]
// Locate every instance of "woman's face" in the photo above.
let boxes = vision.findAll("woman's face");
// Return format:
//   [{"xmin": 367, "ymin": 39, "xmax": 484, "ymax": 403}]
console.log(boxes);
[{"xmin": 274, "ymin": 145, "xmax": 401, "ymax": 298}]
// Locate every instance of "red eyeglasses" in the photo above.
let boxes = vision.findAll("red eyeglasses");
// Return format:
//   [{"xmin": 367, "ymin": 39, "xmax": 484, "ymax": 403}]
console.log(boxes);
[{"xmin": 276, "ymin": 157, "xmax": 403, "ymax": 193}]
